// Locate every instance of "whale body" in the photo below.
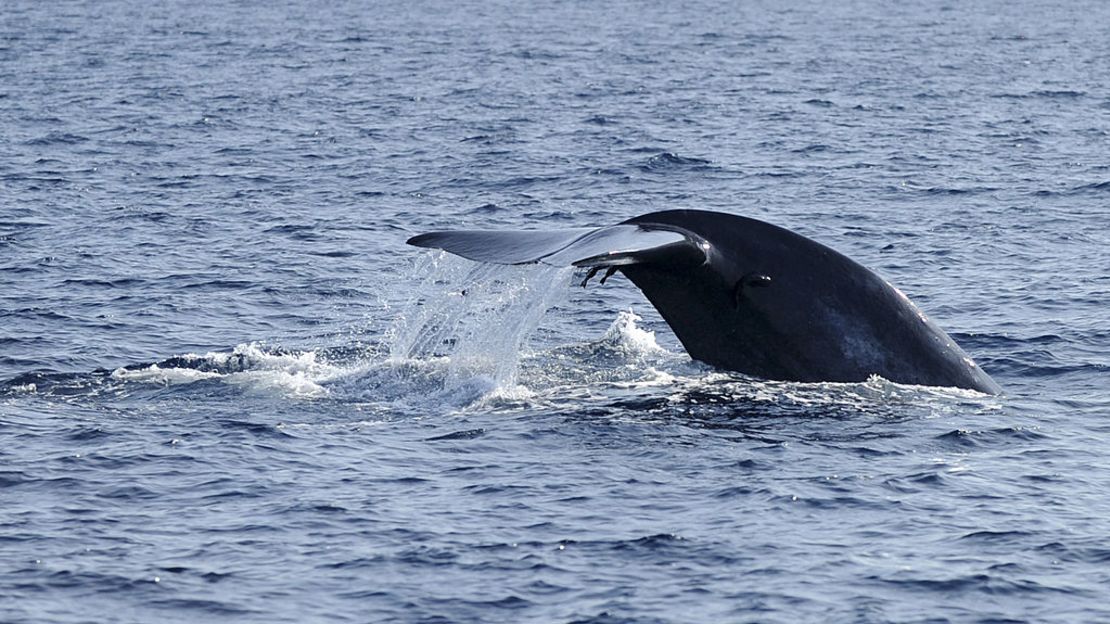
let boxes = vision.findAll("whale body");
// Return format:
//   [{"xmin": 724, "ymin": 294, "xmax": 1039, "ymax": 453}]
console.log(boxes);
[{"xmin": 407, "ymin": 210, "xmax": 1000, "ymax": 394}]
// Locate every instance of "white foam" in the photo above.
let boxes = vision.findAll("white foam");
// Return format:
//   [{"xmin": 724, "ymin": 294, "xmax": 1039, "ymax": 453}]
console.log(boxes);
[
  {"xmin": 112, "ymin": 364, "xmax": 221, "ymax": 384},
  {"xmin": 111, "ymin": 342, "xmax": 345, "ymax": 398},
  {"xmin": 600, "ymin": 309, "xmax": 667, "ymax": 356},
  {"xmin": 224, "ymin": 370, "xmax": 328, "ymax": 398},
  {"xmin": 606, "ymin": 367, "xmax": 677, "ymax": 389}
]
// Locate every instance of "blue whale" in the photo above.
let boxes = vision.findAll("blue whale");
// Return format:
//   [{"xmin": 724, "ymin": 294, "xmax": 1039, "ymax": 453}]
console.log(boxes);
[{"xmin": 408, "ymin": 210, "xmax": 1000, "ymax": 394}]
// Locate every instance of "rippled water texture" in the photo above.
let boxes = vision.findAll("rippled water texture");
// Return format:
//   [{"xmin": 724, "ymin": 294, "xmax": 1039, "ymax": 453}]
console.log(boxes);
[{"xmin": 3, "ymin": 1, "xmax": 1109, "ymax": 622}]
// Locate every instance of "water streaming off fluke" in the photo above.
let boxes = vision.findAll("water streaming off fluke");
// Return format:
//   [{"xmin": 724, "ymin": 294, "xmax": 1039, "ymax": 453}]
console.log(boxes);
[{"xmin": 387, "ymin": 252, "xmax": 576, "ymax": 398}]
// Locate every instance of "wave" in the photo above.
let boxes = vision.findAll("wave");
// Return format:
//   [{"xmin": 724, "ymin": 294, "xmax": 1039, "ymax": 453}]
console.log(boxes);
[{"xmin": 639, "ymin": 152, "xmax": 713, "ymax": 172}]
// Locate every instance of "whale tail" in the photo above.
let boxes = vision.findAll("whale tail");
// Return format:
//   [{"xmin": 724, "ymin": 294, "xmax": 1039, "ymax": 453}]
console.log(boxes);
[
  {"xmin": 407, "ymin": 223, "xmax": 706, "ymax": 271},
  {"xmin": 406, "ymin": 210, "xmax": 1001, "ymax": 394}
]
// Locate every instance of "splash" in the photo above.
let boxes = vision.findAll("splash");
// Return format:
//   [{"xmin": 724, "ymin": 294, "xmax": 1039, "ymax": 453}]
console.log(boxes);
[
  {"xmin": 385, "ymin": 252, "xmax": 575, "ymax": 400},
  {"xmin": 598, "ymin": 309, "xmax": 667, "ymax": 357}
]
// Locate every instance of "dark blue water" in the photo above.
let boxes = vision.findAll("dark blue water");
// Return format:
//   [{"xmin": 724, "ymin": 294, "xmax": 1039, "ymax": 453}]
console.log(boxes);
[{"xmin": 3, "ymin": 1, "xmax": 1109, "ymax": 622}]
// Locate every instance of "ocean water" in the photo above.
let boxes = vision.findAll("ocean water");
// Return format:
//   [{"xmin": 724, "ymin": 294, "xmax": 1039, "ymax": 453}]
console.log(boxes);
[{"xmin": 2, "ymin": 0, "xmax": 1109, "ymax": 622}]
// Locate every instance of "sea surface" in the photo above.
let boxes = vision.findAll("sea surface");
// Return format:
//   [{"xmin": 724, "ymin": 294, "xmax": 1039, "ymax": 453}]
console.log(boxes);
[{"xmin": 2, "ymin": 1, "xmax": 1109, "ymax": 622}]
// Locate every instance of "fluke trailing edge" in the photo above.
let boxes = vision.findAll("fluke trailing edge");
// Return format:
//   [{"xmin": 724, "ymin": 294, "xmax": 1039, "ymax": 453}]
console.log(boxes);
[{"xmin": 407, "ymin": 210, "xmax": 1001, "ymax": 394}]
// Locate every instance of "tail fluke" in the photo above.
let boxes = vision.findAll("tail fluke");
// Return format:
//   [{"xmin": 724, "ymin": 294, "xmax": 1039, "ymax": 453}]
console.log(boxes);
[{"xmin": 407, "ymin": 223, "xmax": 705, "ymax": 269}]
